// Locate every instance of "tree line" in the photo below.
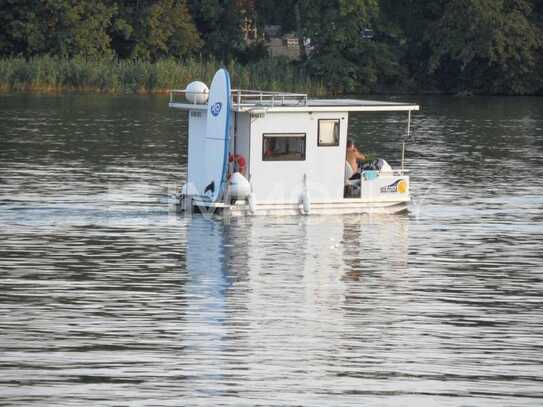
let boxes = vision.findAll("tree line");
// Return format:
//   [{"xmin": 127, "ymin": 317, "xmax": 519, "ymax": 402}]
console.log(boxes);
[{"xmin": 1, "ymin": 0, "xmax": 542, "ymax": 95}]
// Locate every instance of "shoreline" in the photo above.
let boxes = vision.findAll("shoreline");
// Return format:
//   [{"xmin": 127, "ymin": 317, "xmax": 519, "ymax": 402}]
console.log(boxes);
[
  {"xmin": 0, "ymin": 56, "xmax": 327, "ymax": 97},
  {"xmin": 3, "ymin": 87, "xmax": 542, "ymax": 98},
  {"xmin": 2, "ymin": 57, "xmax": 541, "ymax": 98}
]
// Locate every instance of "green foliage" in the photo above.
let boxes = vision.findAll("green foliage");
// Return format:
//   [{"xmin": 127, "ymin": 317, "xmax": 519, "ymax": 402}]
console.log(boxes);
[
  {"xmin": 112, "ymin": 0, "xmax": 202, "ymax": 61},
  {"xmin": 254, "ymin": 0, "xmax": 297, "ymax": 33},
  {"xmin": 426, "ymin": 0, "xmax": 543, "ymax": 94},
  {"xmin": 383, "ymin": 0, "xmax": 543, "ymax": 94},
  {"xmin": 0, "ymin": 0, "xmax": 116, "ymax": 58},
  {"xmin": 301, "ymin": 0, "xmax": 401, "ymax": 93},
  {"xmin": 10, "ymin": 58, "xmax": 37, "ymax": 90},
  {"xmin": 0, "ymin": 56, "xmax": 326, "ymax": 95},
  {"xmin": 188, "ymin": 0, "xmax": 245, "ymax": 61},
  {"xmin": 0, "ymin": 0, "xmax": 202, "ymax": 61},
  {"xmin": 0, "ymin": 0, "xmax": 543, "ymax": 95}
]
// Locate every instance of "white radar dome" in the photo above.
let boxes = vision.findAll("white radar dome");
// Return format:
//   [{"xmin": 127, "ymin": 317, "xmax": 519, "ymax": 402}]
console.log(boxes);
[{"xmin": 185, "ymin": 81, "xmax": 209, "ymax": 104}]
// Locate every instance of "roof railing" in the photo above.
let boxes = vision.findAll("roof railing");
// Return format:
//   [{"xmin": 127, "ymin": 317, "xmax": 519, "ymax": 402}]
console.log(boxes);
[
  {"xmin": 169, "ymin": 89, "xmax": 209, "ymax": 105},
  {"xmin": 169, "ymin": 88, "xmax": 308, "ymax": 108},
  {"xmin": 231, "ymin": 89, "xmax": 308, "ymax": 109}
]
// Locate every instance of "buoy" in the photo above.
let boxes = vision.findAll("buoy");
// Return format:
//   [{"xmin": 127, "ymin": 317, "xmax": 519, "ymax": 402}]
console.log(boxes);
[
  {"xmin": 229, "ymin": 172, "xmax": 251, "ymax": 200},
  {"xmin": 185, "ymin": 81, "xmax": 209, "ymax": 104},
  {"xmin": 302, "ymin": 174, "xmax": 311, "ymax": 215}
]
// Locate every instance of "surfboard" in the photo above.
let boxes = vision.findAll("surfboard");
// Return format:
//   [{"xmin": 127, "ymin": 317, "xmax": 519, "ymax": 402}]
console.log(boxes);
[{"xmin": 202, "ymin": 69, "xmax": 231, "ymax": 202}]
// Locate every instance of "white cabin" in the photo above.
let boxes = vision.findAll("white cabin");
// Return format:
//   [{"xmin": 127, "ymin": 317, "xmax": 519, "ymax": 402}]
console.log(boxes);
[{"xmin": 169, "ymin": 69, "xmax": 419, "ymax": 216}]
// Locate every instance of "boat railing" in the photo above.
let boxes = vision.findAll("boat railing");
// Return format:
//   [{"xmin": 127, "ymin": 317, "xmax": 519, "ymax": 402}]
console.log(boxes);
[
  {"xmin": 231, "ymin": 89, "xmax": 308, "ymax": 109},
  {"xmin": 169, "ymin": 88, "xmax": 308, "ymax": 109},
  {"xmin": 169, "ymin": 89, "xmax": 206, "ymax": 105}
]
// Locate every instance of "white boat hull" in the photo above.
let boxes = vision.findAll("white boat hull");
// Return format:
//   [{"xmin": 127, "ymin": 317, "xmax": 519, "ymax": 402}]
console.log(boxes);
[{"xmin": 179, "ymin": 196, "xmax": 409, "ymax": 217}]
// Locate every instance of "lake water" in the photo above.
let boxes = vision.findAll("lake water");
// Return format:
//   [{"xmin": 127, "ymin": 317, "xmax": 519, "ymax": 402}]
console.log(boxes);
[{"xmin": 1, "ymin": 94, "xmax": 542, "ymax": 406}]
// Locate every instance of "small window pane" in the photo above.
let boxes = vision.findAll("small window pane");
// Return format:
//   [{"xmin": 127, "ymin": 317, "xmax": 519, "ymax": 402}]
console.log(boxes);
[
  {"xmin": 318, "ymin": 119, "xmax": 340, "ymax": 146},
  {"xmin": 263, "ymin": 134, "xmax": 306, "ymax": 161}
]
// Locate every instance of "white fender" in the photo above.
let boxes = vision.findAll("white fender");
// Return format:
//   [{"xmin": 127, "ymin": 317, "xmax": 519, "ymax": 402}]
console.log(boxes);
[
  {"xmin": 229, "ymin": 172, "xmax": 251, "ymax": 200},
  {"xmin": 248, "ymin": 183, "xmax": 257, "ymax": 215},
  {"xmin": 248, "ymin": 192, "xmax": 256, "ymax": 214},
  {"xmin": 302, "ymin": 174, "xmax": 311, "ymax": 215}
]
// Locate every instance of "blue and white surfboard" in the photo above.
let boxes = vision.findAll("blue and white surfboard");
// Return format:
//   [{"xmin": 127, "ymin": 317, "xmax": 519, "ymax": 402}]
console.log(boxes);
[{"xmin": 202, "ymin": 69, "xmax": 231, "ymax": 203}]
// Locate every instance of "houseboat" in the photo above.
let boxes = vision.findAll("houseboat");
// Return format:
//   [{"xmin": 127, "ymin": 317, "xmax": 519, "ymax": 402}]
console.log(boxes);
[{"xmin": 169, "ymin": 69, "xmax": 419, "ymax": 216}]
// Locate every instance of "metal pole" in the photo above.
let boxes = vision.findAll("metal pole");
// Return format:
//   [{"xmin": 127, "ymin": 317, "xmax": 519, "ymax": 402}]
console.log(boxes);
[
  {"xmin": 407, "ymin": 110, "xmax": 412, "ymax": 139},
  {"xmin": 401, "ymin": 142, "xmax": 405, "ymax": 172},
  {"xmin": 402, "ymin": 110, "xmax": 411, "ymax": 172}
]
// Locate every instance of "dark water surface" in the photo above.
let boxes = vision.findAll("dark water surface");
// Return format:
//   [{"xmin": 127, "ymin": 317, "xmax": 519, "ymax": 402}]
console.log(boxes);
[{"xmin": 1, "ymin": 94, "xmax": 542, "ymax": 406}]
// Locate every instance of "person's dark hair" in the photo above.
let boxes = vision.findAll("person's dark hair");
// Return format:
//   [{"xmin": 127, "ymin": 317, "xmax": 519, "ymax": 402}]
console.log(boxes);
[{"xmin": 347, "ymin": 139, "xmax": 354, "ymax": 148}]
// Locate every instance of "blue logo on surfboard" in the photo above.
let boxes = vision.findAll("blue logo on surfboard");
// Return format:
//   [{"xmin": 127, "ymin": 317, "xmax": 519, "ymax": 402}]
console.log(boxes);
[{"xmin": 210, "ymin": 102, "xmax": 222, "ymax": 117}]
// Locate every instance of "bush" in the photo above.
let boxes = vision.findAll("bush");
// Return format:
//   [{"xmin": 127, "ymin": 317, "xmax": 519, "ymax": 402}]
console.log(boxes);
[{"xmin": 10, "ymin": 59, "xmax": 37, "ymax": 90}]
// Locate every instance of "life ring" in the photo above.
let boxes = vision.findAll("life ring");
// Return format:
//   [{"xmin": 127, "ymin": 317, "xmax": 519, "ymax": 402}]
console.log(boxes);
[{"xmin": 228, "ymin": 153, "xmax": 246, "ymax": 175}]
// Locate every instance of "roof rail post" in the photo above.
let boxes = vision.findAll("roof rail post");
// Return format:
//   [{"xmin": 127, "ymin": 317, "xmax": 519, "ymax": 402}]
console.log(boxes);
[{"xmin": 402, "ymin": 110, "xmax": 411, "ymax": 171}]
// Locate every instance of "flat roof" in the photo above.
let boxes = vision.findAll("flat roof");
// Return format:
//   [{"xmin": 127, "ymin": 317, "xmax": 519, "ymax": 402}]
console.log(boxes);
[
  {"xmin": 169, "ymin": 94, "xmax": 420, "ymax": 113},
  {"xmin": 309, "ymin": 98, "xmax": 417, "ymax": 108},
  {"xmin": 274, "ymin": 98, "xmax": 420, "ymax": 112}
]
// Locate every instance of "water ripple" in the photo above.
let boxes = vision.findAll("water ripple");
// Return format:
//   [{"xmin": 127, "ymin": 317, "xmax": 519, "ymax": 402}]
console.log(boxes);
[{"xmin": 1, "ymin": 95, "xmax": 542, "ymax": 406}]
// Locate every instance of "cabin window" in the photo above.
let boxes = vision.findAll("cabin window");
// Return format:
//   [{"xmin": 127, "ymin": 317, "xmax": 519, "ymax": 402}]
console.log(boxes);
[
  {"xmin": 262, "ymin": 134, "xmax": 306, "ymax": 161},
  {"xmin": 318, "ymin": 119, "xmax": 340, "ymax": 146}
]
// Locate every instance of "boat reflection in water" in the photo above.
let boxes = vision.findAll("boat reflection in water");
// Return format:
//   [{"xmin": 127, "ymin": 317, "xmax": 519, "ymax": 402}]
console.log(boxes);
[{"xmin": 182, "ymin": 214, "xmax": 408, "ymax": 400}]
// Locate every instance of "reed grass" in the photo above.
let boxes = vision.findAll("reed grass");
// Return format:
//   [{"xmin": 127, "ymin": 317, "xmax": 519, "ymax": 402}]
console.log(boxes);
[{"xmin": 0, "ymin": 56, "xmax": 326, "ymax": 96}]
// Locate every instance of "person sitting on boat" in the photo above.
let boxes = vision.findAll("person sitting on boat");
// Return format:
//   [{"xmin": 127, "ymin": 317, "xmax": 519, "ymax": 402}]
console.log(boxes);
[
  {"xmin": 345, "ymin": 139, "xmax": 366, "ymax": 180},
  {"xmin": 345, "ymin": 139, "xmax": 393, "ymax": 181}
]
